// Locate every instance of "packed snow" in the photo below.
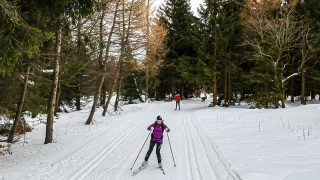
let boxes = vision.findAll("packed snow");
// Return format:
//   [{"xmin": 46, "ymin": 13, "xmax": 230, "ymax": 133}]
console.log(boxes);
[{"xmin": 1, "ymin": 98, "xmax": 320, "ymax": 180}]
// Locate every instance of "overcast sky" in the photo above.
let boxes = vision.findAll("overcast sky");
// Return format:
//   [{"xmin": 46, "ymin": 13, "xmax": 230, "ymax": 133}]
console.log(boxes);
[
  {"xmin": 189, "ymin": 0, "xmax": 204, "ymax": 15},
  {"xmin": 154, "ymin": 0, "xmax": 204, "ymax": 16}
]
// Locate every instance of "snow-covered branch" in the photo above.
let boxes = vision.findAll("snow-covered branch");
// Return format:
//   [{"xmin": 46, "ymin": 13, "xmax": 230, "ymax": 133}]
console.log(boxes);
[{"xmin": 282, "ymin": 73, "xmax": 299, "ymax": 83}]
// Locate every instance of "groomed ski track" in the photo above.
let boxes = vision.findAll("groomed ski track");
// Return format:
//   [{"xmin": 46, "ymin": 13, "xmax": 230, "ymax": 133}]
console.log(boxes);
[{"xmin": 25, "ymin": 99, "xmax": 241, "ymax": 180}]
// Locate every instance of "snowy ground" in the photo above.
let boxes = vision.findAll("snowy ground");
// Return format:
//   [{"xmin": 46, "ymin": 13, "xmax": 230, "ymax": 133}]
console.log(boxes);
[{"xmin": 1, "ymin": 99, "xmax": 320, "ymax": 180}]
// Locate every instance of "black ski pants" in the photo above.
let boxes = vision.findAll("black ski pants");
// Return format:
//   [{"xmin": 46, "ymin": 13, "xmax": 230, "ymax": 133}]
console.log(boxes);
[
  {"xmin": 144, "ymin": 141, "xmax": 162, "ymax": 163},
  {"xmin": 175, "ymin": 100, "xmax": 180, "ymax": 110}
]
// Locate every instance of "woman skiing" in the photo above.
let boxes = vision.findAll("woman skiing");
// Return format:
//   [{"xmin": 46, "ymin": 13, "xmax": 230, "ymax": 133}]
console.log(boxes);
[{"xmin": 142, "ymin": 115, "xmax": 170, "ymax": 168}]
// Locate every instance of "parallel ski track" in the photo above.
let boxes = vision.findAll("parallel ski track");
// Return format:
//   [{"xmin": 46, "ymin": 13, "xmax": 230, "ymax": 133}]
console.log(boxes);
[
  {"xmin": 181, "ymin": 112, "xmax": 202, "ymax": 180},
  {"xmin": 67, "ymin": 112, "xmax": 153, "ymax": 180},
  {"xmin": 24, "ymin": 101, "xmax": 241, "ymax": 180},
  {"xmin": 94, "ymin": 116, "xmax": 155, "ymax": 179},
  {"xmin": 179, "ymin": 105, "xmax": 241, "ymax": 180},
  {"xmin": 189, "ymin": 111, "xmax": 218, "ymax": 179},
  {"xmin": 25, "ymin": 105, "xmax": 152, "ymax": 180},
  {"xmin": 103, "ymin": 102, "xmax": 178, "ymax": 180},
  {"xmin": 190, "ymin": 111, "xmax": 241, "ymax": 180},
  {"xmin": 25, "ymin": 121, "xmax": 120, "ymax": 179}
]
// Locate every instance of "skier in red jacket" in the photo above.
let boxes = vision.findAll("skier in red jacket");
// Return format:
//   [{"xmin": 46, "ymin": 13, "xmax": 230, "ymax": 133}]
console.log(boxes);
[{"xmin": 174, "ymin": 91, "xmax": 181, "ymax": 110}]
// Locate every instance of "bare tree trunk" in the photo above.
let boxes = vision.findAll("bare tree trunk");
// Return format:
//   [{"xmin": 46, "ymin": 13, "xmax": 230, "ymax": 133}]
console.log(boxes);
[
  {"xmin": 145, "ymin": 0, "xmax": 150, "ymax": 102},
  {"xmin": 224, "ymin": 67, "xmax": 227, "ymax": 107},
  {"xmin": 54, "ymin": 83, "xmax": 61, "ymax": 116},
  {"xmin": 114, "ymin": 77, "xmax": 122, "ymax": 112},
  {"xmin": 7, "ymin": 67, "xmax": 30, "ymax": 143},
  {"xmin": 211, "ymin": 36, "xmax": 217, "ymax": 106},
  {"xmin": 85, "ymin": 73, "xmax": 106, "ymax": 125},
  {"xmin": 85, "ymin": 10, "xmax": 107, "ymax": 124},
  {"xmin": 273, "ymin": 62, "xmax": 281, "ymax": 108},
  {"xmin": 98, "ymin": 9, "xmax": 106, "ymax": 69},
  {"xmin": 146, "ymin": 67, "xmax": 149, "ymax": 102},
  {"xmin": 212, "ymin": 71, "xmax": 218, "ymax": 106},
  {"xmin": 280, "ymin": 83, "xmax": 286, "ymax": 108},
  {"xmin": 75, "ymin": 74, "xmax": 81, "ymax": 110},
  {"xmin": 211, "ymin": 0, "xmax": 218, "ymax": 107},
  {"xmin": 100, "ymin": 0, "xmax": 121, "ymax": 116},
  {"xmin": 94, "ymin": 6, "xmax": 106, "ymax": 109},
  {"xmin": 277, "ymin": 63, "xmax": 286, "ymax": 108},
  {"xmin": 113, "ymin": 0, "xmax": 133, "ymax": 111},
  {"xmin": 228, "ymin": 67, "xmax": 232, "ymax": 105},
  {"xmin": 301, "ymin": 64, "xmax": 306, "ymax": 105},
  {"xmin": 102, "ymin": 64, "xmax": 120, "ymax": 116},
  {"xmin": 100, "ymin": 82, "xmax": 106, "ymax": 106},
  {"xmin": 75, "ymin": 16, "xmax": 83, "ymax": 111},
  {"xmin": 102, "ymin": 83, "xmax": 116, "ymax": 116},
  {"xmin": 45, "ymin": 25, "xmax": 62, "ymax": 144},
  {"xmin": 298, "ymin": 27, "xmax": 319, "ymax": 104},
  {"xmin": 211, "ymin": 48, "xmax": 218, "ymax": 106},
  {"xmin": 132, "ymin": 73, "xmax": 143, "ymax": 102},
  {"xmin": 225, "ymin": 57, "xmax": 231, "ymax": 107}
]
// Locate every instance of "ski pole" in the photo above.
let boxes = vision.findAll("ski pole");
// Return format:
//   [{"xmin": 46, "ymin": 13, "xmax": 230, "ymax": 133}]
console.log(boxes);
[
  {"xmin": 130, "ymin": 130, "xmax": 152, "ymax": 170},
  {"xmin": 167, "ymin": 131, "xmax": 176, "ymax": 167}
]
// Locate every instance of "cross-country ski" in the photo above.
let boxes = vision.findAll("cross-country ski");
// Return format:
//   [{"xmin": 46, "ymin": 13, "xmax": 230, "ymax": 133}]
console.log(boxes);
[
  {"xmin": 132, "ymin": 163, "xmax": 148, "ymax": 176},
  {"xmin": 159, "ymin": 166, "xmax": 165, "ymax": 175}
]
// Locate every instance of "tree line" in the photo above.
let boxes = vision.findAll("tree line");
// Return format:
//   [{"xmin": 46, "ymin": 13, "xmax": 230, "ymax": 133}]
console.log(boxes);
[
  {"xmin": 159, "ymin": 0, "xmax": 320, "ymax": 108},
  {"xmin": 0, "ymin": 0, "xmax": 320, "ymax": 144}
]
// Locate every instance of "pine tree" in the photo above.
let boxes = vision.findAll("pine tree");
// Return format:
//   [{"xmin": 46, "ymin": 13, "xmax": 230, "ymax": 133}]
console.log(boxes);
[
  {"xmin": 123, "ymin": 71, "xmax": 144, "ymax": 104},
  {"xmin": 0, "ymin": 1, "xmax": 45, "ymax": 76},
  {"xmin": 158, "ymin": 0, "xmax": 199, "ymax": 98},
  {"xmin": 295, "ymin": 0, "xmax": 320, "ymax": 103},
  {"xmin": 198, "ymin": 0, "xmax": 222, "ymax": 106},
  {"xmin": 217, "ymin": 0, "xmax": 245, "ymax": 106}
]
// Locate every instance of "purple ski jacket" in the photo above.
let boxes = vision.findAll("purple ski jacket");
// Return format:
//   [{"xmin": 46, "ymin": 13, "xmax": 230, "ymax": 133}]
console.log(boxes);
[{"xmin": 147, "ymin": 123, "xmax": 170, "ymax": 144}]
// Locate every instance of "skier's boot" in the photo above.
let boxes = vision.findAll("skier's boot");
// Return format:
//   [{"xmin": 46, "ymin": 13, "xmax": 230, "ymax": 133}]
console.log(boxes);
[
  {"xmin": 141, "ymin": 161, "xmax": 148, "ymax": 167},
  {"xmin": 158, "ymin": 163, "xmax": 162, "ymax": 168}
]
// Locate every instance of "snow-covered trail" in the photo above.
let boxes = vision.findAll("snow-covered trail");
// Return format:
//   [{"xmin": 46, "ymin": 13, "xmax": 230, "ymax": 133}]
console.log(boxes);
[
  {"xmin": 3, "ymin": 99, "xmax": 320, "ymax": 180},
  {"xmin": 20, "ymin": 100, "xmax": 240, "ymax": 180},
  {"xmin": 99, "ymin": 101, "xmax": 239, "ymax": 180}
]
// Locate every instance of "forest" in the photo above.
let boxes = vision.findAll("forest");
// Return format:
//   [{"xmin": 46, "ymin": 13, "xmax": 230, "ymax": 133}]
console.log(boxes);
[{"xmin": 0, "ymin": 0, "xmax": 320, "ymax": 144}]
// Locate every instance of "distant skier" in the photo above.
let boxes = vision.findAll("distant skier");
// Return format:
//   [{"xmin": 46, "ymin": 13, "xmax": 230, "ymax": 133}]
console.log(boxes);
[
  {"xmin": 141, "ymin": 115, "xmax": 170, "ymax": 168},
  {"xmin": 174, "ymin": 91, "xmax": 182, "ymax": 110},
  {"xmin": 200, "ymin": 93, "xmax": 207, "ymax": 102}
]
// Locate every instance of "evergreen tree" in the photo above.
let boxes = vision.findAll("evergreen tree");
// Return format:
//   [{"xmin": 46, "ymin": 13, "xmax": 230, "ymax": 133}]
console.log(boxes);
[
  {"xmin": 296, "ymin": 0, "xmax": 320, "ymax": 29},
  {"xmin": 123, "ymin": 71, "xmax": 144, "ymax": 104},
  {"xmin": 295, "ymin": 0, "xmax": 320, "ymax": 103},
  {"xmin": 198, "ymin": 0, "xmax": 245, "ymax": 107},
  {"xmin": 0, "ymin": 0, "xmax": 45, "ymax": 76},
  {"xmin": 242, "ymin": 60, "xmax": 276, "ymax": 108},
  {"xmin": 217, "ymin": 0, "xmax": 245, "ymax": 106},
  {"xmin": 198, "ymin": 0, "xmax": 222, "ymax": 106},
  {"xmin": 159, "ymin": 0, "xmax": 199, "ymax": 98}
]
